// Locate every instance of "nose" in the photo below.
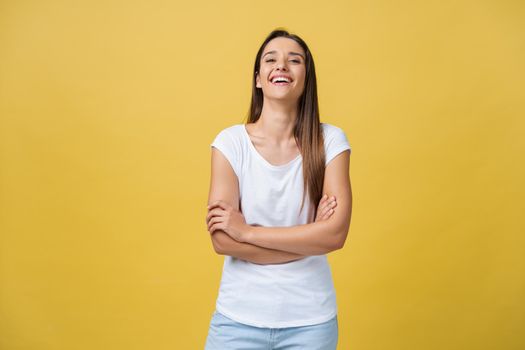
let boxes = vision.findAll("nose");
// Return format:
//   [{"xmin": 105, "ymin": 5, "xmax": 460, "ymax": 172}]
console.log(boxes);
[{"xmin": 276, "ymin": 58, "xmax": 288, "ymax": 71}]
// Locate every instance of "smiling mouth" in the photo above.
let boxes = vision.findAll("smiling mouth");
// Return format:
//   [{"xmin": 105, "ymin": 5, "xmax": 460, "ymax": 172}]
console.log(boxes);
[
  {"xmin": 269, "ymin": 75, "xmax": 293, "ymax": 85},
  {"xmin": 270, "ymin": 80, "xmax": 292, "ymax": 86}
]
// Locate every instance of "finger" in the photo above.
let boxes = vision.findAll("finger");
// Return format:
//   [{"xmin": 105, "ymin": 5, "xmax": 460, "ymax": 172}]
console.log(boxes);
[
  {"xmin": 206, "ymin": 208, "xmax": 228, "ymax": 223},
  {"xmin": 316, "ymin": 197, "xmax": 328, "ymax": 214},
  {"xmin": 322, "ymin": 208, "xmax": 335, "ymax": 220},
  {"xmin": 209, "ymin": 221, "xmax": 223, "ymax": 234},
  {"xmin": 208, "ymin": 200, "xmax": 231, "ymax": 211},
  {"xmin": 323, "ymin": 200, "xmax": 338, "ymax": 218},
  {"xmin": 317, "ymin": 204, "xmax": 328, "ymax": 220},
  {"xmin": 316, "ymin": 205, "xmax": 332, "ymax": 222},
  {"xmin": 207, "ymin": 203, "xmax": 221, "ymax": 211},
  {"xmin": 318, "ymin": 197, "xmax": 328, "ymax": 210},
  {"xmin": 319, "ymin": 199, "xmax": 335, "ymax": 218},
  {"xmin": 207, "ymin": 216, "xmax": 224, "ymax": 231},
  {"xmin": 207, "ymin": 217, "xmax": 216, "ymax": 231},
  {"xmin": 319, "ymin": 207, "xmax": 330, "ymax": 220},
  {"xmin": 318, "ymin": 194, "xmax": 328, "ymax": 207},
  {"xmin": 316, "ymin": 199, "xmax": 326, "ymax": 212},
  {"xmin": 318, "ymin": 198, "xmax": 331, "ymax": 214},
  {"xmin": 315, "ymin": 195, "xmax": 334, "ymax": 220},
  {"xmin": 207, "ymin": 201, "xmax": 224, "ymax": 210},
  {"xmin": 205, "ymin": 209, "xmax": 215, "ymax": 223},
  {"xmin": 322, "ymin": 201, "xmax": 337, "ymax": 218}
]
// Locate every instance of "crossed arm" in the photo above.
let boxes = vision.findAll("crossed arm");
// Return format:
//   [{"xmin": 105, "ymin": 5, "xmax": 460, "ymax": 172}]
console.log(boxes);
[
  {"xmin": 207, "ymin": 147, "xmax": 352, "ymax": 264},
  {"xmin": 210, "ymin": 232, "xmax": 307, "ymax": 264}
]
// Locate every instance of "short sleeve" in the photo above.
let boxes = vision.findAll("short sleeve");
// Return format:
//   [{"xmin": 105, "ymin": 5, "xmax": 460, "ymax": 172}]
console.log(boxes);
[
  {"xmin": 211, "ymin": 128, "xmax": 241, "ymax": 178},
  {"xmin": 324, "ymin": 124, "xmax": 352, "ymax": 166}
]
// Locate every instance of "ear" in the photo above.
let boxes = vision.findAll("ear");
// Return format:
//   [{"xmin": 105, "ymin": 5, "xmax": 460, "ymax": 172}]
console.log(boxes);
[{"xmin": 255, "ymin": 71, "xmax": 261, "ymax": 88}]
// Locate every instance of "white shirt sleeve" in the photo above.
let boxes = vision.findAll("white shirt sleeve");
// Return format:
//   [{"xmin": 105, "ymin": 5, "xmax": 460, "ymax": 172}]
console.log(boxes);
[
  {"xmin": 211, "ymin": 128, "xmax": 241, "ymax": 178},
  {"xmin": 325, "ymin": 125, "xmax": 352, "ymax": 166}
]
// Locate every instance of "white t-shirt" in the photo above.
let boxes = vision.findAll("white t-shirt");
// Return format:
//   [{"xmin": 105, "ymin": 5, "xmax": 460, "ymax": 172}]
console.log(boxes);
[{"xmin": 210, "ymin": 122, "xmax": 352, "ymax": 328}]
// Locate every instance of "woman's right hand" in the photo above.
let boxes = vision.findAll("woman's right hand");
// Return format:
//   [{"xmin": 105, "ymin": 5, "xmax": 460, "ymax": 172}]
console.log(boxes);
[{"xmin": 314, "ymin": 194, "xmax": 337, "ymax": 222}]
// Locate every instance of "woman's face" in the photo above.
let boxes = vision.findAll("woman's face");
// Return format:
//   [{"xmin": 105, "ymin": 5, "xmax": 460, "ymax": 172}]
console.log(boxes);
[{"xmin": 256, "ymin": 37, "xmax": 306, "ymax": 103}]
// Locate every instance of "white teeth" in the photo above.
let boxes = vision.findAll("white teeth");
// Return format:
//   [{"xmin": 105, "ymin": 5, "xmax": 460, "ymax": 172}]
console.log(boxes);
[{"xmin": 271, "ymin": 76, "xmax": 291, "ymax": 83}]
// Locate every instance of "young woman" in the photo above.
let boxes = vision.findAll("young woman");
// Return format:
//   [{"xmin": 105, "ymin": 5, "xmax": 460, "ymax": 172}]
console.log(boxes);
[{"xmin": 204, "ymin": 28, "xmax": 352, "ymax": 349}]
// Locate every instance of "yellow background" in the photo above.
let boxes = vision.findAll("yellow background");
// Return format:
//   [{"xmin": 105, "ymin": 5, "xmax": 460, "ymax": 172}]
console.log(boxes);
[{"xmin": 1, "ymin": 0, "xmax": 524, "ymax": 349}]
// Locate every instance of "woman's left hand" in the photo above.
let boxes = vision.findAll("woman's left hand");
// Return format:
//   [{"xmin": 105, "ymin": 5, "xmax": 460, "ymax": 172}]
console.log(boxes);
[{"xmin": 206, "ymin": 200, "xmax": 250, "ymax": 242}]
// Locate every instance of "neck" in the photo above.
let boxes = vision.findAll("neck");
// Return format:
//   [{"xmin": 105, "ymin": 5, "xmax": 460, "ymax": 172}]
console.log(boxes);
[{"xmin": 253, "ymin": 99, "xmax": 298, "ymax": 144}]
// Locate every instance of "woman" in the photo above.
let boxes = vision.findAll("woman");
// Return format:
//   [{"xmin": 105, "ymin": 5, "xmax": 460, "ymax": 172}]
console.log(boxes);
[{"xmin": 205, "ymin": 28, "xmax": 352, "ymax": 349}]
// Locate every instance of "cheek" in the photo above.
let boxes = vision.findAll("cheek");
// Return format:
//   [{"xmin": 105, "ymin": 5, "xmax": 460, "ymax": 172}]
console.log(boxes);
[
  {"xmin": 294, "ymin": 69, "xmax": 306, "ymax": 82},
  {"xmin": 295, "ymin": 74, "xmax": 306, "ymax": 87}
]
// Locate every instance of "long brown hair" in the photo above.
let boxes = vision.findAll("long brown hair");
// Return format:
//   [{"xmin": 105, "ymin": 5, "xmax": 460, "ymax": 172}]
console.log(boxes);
[{"xmin": 246, "ymin": 28, "xmax": 326, "ymax": 220}]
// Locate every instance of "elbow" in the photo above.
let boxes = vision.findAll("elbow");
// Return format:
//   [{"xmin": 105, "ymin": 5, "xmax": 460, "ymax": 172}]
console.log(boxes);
[
  {"xmin": 211, "ymin": 234, "xmax": 226, "ymax": 255},
  {"xmin": 211, "ymin": 231, "xmax": 236, "ymax": 255},
  {"xmin": 334, "ymin": 217, "xmax": 351, "ymax": 250},
  {"xmin": 323, "ymin": 236, "xmax": 343, "ymax": 254},
  {"xmin": 326, "ymin": 215, "xmax": 351, "ymax": 252},
  {"xmin": 212, "ymin": 242, "xmax": 224, "ymax": 255},
  {"xmin": 329, "ymin": 239, "xmax": 344, "ymax": 252},
  {"xmin": 333, "ymin": 237, "xmax": 346, "ymax": 251},
  {"xmin": 331, "ymin": 229, "xmax": 350, "ymax": 251}
]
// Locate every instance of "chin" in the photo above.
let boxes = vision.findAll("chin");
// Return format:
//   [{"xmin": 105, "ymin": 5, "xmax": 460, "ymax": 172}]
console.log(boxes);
[{"xmin": 268, "ymin": 96, "xmax": 301, "ymax": 104}]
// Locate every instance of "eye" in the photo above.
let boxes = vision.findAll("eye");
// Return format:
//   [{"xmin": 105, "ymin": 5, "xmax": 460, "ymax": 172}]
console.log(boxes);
[{"xmin": 264, "ymin": 58, "xmax": 301, "ymax": 63}]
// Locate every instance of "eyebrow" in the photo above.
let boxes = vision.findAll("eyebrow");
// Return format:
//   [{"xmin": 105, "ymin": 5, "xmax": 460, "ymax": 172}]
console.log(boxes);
[{"xmin": 262, "ymin": 50, "xmax": 305, "ymax": 60}]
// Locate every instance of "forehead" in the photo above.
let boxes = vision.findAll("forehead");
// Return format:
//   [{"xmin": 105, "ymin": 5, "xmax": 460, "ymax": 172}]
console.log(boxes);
[{"xmin": 262, "ymin": 37, "xmax": 304, "ymax": 56}]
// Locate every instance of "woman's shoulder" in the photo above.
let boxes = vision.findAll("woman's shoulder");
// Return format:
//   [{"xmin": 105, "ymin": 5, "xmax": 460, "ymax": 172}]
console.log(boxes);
[
  {"xmin": 320, "ymin": 122, "xmax": 345, "ymax": 133},
  {"xmin": 320, "ymin": 121, "xmax": 351, "ymax": 157},
  {"xmin": 212, "ymin": 123, "xmax": 245, "ymax": 141},
  {"xmin": 210, "ymin": 124, "xmax": 248, "ymax": 161},
  {"xmin": 215, "ymin": 123, "xmax": 245, "ymax": 136}
]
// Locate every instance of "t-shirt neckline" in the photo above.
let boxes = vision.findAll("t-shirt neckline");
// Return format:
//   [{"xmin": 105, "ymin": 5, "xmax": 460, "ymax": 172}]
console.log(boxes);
[{"xmin": 241, "ymin": 124, "xmax": 302, "ymax": 169}]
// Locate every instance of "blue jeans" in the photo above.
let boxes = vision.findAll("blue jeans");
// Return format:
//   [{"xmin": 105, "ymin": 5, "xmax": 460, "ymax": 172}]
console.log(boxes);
[{"xmin": 204, "ymin": 310, "xmax": 338, "ymax": 350}]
